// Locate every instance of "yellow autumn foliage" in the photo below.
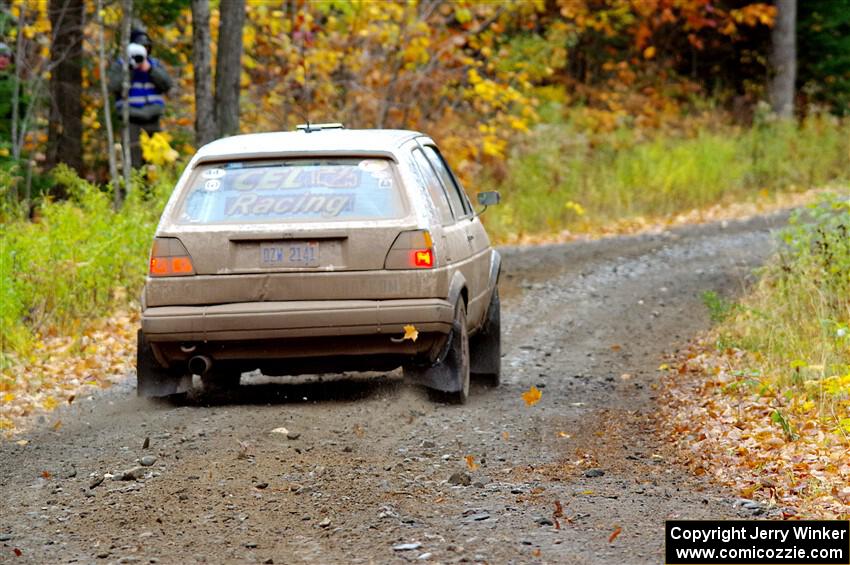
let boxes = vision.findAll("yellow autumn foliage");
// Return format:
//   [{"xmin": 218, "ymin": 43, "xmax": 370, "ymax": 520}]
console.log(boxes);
[{"xmin": 139, "ymin": 131, "xmax": 179, "ymax": 167}]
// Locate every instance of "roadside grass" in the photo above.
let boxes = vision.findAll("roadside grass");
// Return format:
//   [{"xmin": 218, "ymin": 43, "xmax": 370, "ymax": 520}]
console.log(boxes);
[
  {"xmin": 723, "ymin": 194, "xmax": 850, "ymax": 430},
  {"xmin": 0, "ymin": 165, "xmax": 174, "ymax": 366},
  {"xmin": 483, "ymin": 113, "xmax": 849, "ymax": 242},
  {"xmin": 662, "ymin": 193, "xmax": 850, "ymax": 518}
]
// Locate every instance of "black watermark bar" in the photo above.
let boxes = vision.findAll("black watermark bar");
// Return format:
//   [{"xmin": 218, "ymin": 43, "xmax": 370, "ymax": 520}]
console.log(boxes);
[{"xmin": 666, "ymin": 520, "xmax": 850, "ymax": 565}]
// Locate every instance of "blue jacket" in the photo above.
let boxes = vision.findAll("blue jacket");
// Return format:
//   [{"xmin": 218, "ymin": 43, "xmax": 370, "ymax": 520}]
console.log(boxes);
[{"xmin": 108, "ymin": 56, "xmax": 173, "ymax": 123}]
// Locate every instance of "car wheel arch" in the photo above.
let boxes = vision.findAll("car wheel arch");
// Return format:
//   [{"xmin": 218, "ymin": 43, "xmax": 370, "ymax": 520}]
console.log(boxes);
[{"xmin": 447, "ymin": 271, "xmax": 468, "ymax": 312}]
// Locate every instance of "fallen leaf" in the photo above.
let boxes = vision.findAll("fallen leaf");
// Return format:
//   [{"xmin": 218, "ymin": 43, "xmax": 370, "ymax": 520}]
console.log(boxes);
[
  {"xmin": 353, "ymin": 424, "xmax": 365, "ymax": 437},
  {"xmin": 609, "ymin": 525, "xmax": 622, "ymax": 543},
  {"xmin": 142, "ymin": 436, "xmax": 150, "ymax": 449},
  {"xmin": 610, "ymin": 344, "xmax": 621, "ymax": 351},
  {"xmin": 553, "ymin": 500, "xmax": 564, "ymax": 518},
  {"xmin": 52, "ymin": 420, "xmax": 62, "ymax": 431},
  {"xmin": 531, "ymin": 548, "xmax": 541, "ymax": 557},
  {"xmin": 270, "ymin": 427, "xmax": 289, "ymax": 435},
  {"xmin": 41, "ymin": 470, "xmax": 51, "ymax": 479},
  {"xmin": 465, "ymin": 455, "xmax": 479, "ymax": 471},
  {"xmin": 402, "ymin": 324, "xmax": 418, "ymax": 342},
  {"xmin": 501, "ymin": 431, "xmax": 510, "ymax": 440},
  {"xmin": 522, "ymin": 385, "xmax": 542, "ymax": 406},
  {"xmin": 15, "ymin": 439, "xmax": 28, "ymax": 446},
  {"xmin": 557, "ymin": 431, "xmax": 571, "ymax": 438},
  {"xmin": 67, "ymin": 394, "xmax": 75, "ymax": 404},
  {"xmin": 13, "ymin": 548, "xmax": 22, "ymax": 556}
]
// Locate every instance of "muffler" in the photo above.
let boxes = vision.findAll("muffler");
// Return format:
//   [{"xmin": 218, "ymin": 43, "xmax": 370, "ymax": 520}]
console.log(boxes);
[{"xmin": 188, "ymin": 355, "xmax": 212, "ymax": 376}]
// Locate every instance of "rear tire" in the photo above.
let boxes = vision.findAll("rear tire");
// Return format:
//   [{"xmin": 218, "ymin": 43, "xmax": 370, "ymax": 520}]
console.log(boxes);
[
  {"xmin": 406, "ymin": 301, "xmax": 470, "ymax": 405},
  {"xmin": 471, "ymin": 286, "xmax": 501, "ymax": 387},
  {"xmin": 136, "ymin": 330, "xmax": 190, "ymax": 399}
]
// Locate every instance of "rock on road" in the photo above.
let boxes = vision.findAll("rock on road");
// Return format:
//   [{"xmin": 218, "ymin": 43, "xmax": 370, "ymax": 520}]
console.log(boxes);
[{"xmin": 0, "ymin": 214, "xmax": 785, "ymax": 564}]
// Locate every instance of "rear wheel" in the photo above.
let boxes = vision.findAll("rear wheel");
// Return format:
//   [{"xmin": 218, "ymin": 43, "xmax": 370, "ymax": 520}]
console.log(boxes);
[
  {"xmin": 136, "ymin": 330, "xmax": 190, "ymax": 399},
  {"xmin": 405, "ymin": 301, "xmax": 470, "ymax": 405},
  {"xmin": 471, "ymin": 286, "xmax": 501, "ymax": 387}
]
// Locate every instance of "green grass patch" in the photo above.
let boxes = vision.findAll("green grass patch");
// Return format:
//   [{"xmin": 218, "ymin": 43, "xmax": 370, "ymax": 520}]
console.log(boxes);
[
  {"xmin": 483, "ymin": 113, "xmax": 850, "ymax": 241},
  {"xmin": 717, "ymin": 193, "xmax": 850, "ymax": 432},
  {"xmin": 0, "ymin": 166, "xmax": 174, "ymax": 364}
]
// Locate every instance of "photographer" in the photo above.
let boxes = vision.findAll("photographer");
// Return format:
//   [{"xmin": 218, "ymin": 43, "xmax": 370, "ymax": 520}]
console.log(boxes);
[{"xmin": 108, "ymin": 30, "xmax": 173, "ymax": 168}]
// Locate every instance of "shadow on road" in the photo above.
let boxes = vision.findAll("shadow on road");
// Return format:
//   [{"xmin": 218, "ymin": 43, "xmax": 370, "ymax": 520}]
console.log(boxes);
[
  {"xmin": 145, "ymin": 371, "xmax": 499, "ymax": 408},
  {"xmin": 174, "ymin": 372, "xmax": 405, "ymax": 407}
]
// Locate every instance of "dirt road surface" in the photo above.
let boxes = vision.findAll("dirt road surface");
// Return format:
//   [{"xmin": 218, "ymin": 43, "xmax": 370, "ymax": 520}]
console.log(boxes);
[{"xmin": 0, "ymin": 214, "xmax": 786, "ymax": 564}]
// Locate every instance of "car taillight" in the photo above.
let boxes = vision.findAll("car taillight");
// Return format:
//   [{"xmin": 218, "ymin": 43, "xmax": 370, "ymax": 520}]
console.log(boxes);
[
  {"xmin": 412, "ymin": 249, "xmax": 433, "ymax": 268},
  {"xmin": 385, "ymin": 230, "xmax": 436, "ymax": 269},
  {"xmin": 149, "ymin": 237, "xmax": 195, "ymax": 277}
]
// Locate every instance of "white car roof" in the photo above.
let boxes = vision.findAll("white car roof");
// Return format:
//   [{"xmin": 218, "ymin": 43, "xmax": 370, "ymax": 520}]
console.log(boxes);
[{"xmin": 193, "ymin": 129, "xmax": 424, "ymax": 163}]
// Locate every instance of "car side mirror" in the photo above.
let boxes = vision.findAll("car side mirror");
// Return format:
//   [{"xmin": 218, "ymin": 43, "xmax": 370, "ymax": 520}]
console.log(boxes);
[
  {"xmin": 477, "ymin": 191, "xmax": 500, "ymax": 206},
  {"xmin": 475, "ymin": 191, "xmax": 500, "ymax": 216}
]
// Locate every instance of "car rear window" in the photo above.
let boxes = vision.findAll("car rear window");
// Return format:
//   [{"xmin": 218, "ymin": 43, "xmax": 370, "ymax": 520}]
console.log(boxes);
[{"xmin": 175, "ymin": 158, "xmax": 406, "ymax": 224}]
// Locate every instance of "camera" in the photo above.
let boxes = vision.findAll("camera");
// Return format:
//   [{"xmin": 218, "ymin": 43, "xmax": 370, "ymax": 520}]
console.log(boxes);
[{"xmin": 127, "ymin": 42, "xmax": 147, "ymax": 69}]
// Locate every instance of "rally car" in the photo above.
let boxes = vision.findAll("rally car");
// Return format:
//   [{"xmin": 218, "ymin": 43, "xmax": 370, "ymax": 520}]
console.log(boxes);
[{"xmin": 137, "ymin": 124, "xmax": 501, "ymax": 404}]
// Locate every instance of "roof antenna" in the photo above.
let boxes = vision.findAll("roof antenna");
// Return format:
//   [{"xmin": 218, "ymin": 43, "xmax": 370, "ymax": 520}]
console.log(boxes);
[{"xmin": 296, "ymin": 78, "xmax": 313, "ymax": 133}]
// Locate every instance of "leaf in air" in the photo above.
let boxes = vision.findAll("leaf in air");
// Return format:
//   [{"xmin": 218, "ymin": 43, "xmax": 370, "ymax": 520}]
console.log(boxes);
[
  {"xmin": 403, "ymin": 325, "xmax": 419, "ymax": 342},
  {"xmin": 609, "ymin": 526, "xmax": 622, "ymax": 543},
  {"xmin": 465, "ymin": 455, "xmax": 479, "ymax": 471},
  {"xmin": 522, "ymin": 385, "xmax": 542, "ymax": 406}
]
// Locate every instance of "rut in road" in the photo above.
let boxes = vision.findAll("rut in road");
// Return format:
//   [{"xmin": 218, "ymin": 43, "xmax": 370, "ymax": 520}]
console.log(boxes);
[{"xmin": 0, "ymin": 214, "xmax": 785, "ymax": 564}]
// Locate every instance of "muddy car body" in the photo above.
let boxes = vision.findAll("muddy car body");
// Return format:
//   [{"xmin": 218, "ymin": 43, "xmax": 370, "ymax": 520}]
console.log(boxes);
[{"xmin": 138, "ymin": 127, "xmax": 501, "ymax": 403}]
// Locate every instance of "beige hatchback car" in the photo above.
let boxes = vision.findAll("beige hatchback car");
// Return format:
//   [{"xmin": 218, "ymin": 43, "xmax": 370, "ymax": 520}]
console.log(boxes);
[{"xmin": 138, "ymin": 125, "xmax": 501, "ymax": 404}]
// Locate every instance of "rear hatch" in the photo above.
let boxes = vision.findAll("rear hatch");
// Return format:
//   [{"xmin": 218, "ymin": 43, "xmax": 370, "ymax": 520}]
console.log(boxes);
[{"xmin": 146, "ymin": 156, "xmax": 434, "ymax": 306}]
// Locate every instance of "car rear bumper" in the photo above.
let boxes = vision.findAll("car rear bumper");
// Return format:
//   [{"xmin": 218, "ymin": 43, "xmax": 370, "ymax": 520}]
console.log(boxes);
[{"xmin": 141, "ymin": 298, "xmax": 454, "ymax": 342}]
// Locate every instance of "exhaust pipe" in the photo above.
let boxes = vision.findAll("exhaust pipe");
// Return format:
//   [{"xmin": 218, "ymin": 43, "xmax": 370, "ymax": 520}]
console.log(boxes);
[{"xmin": 188, "ymin": 355, "xmax": 212, "ymax": 376}]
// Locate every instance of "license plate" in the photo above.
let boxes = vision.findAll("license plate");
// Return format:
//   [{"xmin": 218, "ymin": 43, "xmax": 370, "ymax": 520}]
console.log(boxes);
[{"xmin": 260, "ymin": 241, "xmax": 319, "ymax": 267}]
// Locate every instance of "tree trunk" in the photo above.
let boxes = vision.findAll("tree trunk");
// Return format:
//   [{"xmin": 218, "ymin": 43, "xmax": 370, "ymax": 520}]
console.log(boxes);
[
  {"xmin": 46, "ymin": 0, "xmax": 85, "ymax": 173},
  {"xmin": 11, "ymin": 3, "xmax": 25, "ymax": 163},
  {"xmin": 191, "ymin": 0, "xmax": 217, "ymax": 146},
  {"xmin": 769, "ymin": 0, "xmax": 797, "ymax": 118},
  {"xmin": 214, "ymin": 0, "xmax": 246, "ymax": 138},
  {"xmin": 119, "ymin": 0, "xmax": 133, "ymax": 201},
  {"xmin": 96, "ymin": 0, "xmax": 120, "ymax": 199}
]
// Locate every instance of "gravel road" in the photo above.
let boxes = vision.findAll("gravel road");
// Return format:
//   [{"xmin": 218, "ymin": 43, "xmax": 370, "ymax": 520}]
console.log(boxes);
[{"xmin": 0, "ymin": 214, "xmax": 786, "ymax": 564}]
